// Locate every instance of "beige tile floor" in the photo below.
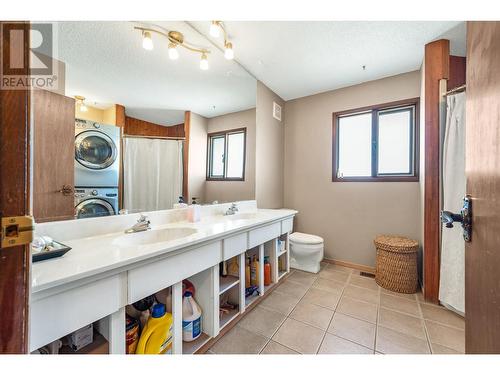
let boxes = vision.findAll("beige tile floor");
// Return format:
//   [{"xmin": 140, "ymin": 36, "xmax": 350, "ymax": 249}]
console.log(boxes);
[{"xmin": 207, "ymin": 262, "xmax": 465, "ymax": 354}]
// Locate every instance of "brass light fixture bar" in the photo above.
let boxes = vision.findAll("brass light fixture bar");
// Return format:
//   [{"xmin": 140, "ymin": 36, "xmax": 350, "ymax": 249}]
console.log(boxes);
[
  {"xmin": 135, "ymin": 26, "xmax": 212, "ymax": 69},
  {"xmin": 210, "ymin": 21, "xmax": 234, "ymax": 60}
]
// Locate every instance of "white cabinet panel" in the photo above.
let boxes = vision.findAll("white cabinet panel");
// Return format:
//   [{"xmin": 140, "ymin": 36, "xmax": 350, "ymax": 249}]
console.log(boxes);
[
  {"xmin": 30, "ymin": 274, "xmax": 125, "ymax": 351},
  {"xmin": 127, "ymin": 242, "xmax": 221, "ymax": 304},
  {"xmin": 281, "ymin": 218, "xmax": 293, "ymax": 234},
  {"xmin": 222, "ymin": 233, "xmax": 247, "ymax": 260},
  {"xmin": 248, "ymin": 222, "xmax": 281, "ymax": 248}
]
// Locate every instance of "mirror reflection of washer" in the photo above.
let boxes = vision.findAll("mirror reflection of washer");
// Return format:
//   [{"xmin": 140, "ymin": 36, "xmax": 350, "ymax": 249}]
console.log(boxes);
[
  {"xmin": 75, "ymin": 119, "xmax": 120, "ymax": 187},
  {"xmin": 74, "ymin": 187, "xmax": 119, "ymax": 219}
]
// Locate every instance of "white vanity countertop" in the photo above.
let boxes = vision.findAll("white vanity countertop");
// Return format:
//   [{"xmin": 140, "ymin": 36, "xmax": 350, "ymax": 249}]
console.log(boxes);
[{"xmin": 32, "ymin": 208, "xmax": 297, "ymax": 293}]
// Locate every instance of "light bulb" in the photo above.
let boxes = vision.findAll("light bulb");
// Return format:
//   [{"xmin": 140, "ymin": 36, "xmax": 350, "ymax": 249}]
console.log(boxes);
[
  {"xmin": 75, "ymin": 96, "xmax": 88, "ymax": 112},
  {"xmin": 210, "ymin": 21, "xmax": 220, "ymax": 38},
  {"xmin": 200, "ymin": 53, "xmax": 209, "ymax": 70},
  {"xmin": 142, "ymin": 31, "xmax": 153, "ymax": 50},
  {"xmin": 224, "ymin": 42, "xmax": 234, "ymax": 60},
  {"xmin": 168, "ymin": 43, "xmax": 179, "ymax": 60}
]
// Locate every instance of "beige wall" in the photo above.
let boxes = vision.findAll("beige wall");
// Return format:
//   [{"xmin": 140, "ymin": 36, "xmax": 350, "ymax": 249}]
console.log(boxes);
[
  {"xmin": 205, "ymin": 108, "xmax": 256, "ymax": 203},
  {"xmin": 75, "ymin": 105, "xmax": 116, "ymax": 125},
  {"xmin": 284, "ymin": 71, "xmax": 422, "ymax": 267},
  {"xmin": 188, "ymin": 112, "xmax": 208, "ymax": 203},
  {"xmin": 255, "ymin": 81, "xmax": 285, "ymax": 208}
]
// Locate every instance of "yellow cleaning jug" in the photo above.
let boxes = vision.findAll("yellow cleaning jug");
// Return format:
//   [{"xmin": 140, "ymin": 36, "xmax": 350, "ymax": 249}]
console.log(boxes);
[{"xmin": 135, "ymin": 303, "xmax": 173, "ymax": 354}]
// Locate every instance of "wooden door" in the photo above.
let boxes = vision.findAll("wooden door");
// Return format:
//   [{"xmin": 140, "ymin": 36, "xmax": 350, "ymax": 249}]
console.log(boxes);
[
  {"xmin": 33, "ymin": 89, "xmax": 75, "ymax": 222},
  {"xmin": 465, "ymin": 21, "xmax": 500, "ymax": 353},
  {"xmin": 0, "ymin": 21, "xmax": 31, "ymax": 353}
]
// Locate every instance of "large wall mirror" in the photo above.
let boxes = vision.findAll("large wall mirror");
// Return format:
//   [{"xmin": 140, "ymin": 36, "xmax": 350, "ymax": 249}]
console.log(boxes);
[{"xmin": 31, "ymin": 21, "xmax": 256, "ymax": 222}]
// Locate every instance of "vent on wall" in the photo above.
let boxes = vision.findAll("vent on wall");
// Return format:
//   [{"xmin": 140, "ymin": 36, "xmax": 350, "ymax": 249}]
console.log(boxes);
[{"xmin": 273, "ymin": 101, "xmax": 282, "ymax": 122}]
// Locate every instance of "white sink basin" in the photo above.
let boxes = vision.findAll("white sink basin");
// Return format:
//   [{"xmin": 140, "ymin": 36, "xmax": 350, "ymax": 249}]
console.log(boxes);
[
  {"xmin": 113, "ymin": 227, "xmax": 197, "ymax": 247},
  {"xmin": 225, "ymin": 213, "xmax": 259, "ymax": 220}
]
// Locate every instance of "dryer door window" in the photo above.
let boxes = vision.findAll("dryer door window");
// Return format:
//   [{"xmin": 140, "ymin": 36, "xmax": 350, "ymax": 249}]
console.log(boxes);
[
  {"xmin": 76, "ymin": 198, "xmax": 115, "ymax": 219},
  {"xmin": 75, "ymin": 130, "xmax": 117, "ymax": 170}
]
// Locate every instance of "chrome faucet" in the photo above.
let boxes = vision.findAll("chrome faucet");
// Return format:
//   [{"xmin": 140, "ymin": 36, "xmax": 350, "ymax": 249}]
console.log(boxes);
[
  {"xmin": 125, "ymin": 214, "xmax": 151, "ymax": 233},
  {"xmin": 224, "ymin": 203, "xmax": 239, "ymax": 216}
]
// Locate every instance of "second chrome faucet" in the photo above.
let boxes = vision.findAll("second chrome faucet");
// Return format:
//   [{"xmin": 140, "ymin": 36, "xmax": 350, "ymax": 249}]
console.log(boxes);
[{"xmin": 125, "ymin": 214, "xmax": 151, "ymax": 233}]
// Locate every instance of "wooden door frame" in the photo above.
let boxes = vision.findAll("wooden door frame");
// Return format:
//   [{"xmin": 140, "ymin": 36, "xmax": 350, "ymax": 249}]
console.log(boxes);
[
  {"xmin": 0, "ymin": 21, "xmax": 31, "ymax": 353},
  {"xmin": 423, "ymin": 39, "xmax": 449, "ymax": 303},
  {"xmin": 423, "ymin": 41, "xmax": 467, "ymax": 303}
]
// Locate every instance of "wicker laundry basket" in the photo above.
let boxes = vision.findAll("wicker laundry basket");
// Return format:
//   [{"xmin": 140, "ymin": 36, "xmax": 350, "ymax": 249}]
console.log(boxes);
[{"xmin": 374, "ymin": 235, "xmax": 419, "ymax": 294}]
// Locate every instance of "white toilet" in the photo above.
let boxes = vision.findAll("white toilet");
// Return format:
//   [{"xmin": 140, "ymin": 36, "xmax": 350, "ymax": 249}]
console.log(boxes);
[{"xmin": 289, "ymin": 232, "xmax": 324, "ymax": 273}]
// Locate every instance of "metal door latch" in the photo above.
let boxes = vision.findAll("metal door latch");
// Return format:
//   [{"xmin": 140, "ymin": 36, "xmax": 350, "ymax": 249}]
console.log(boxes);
[
  {"xmin": 440, "ymin": 195, "xmax": 472, "ymax": 242},
  {"xmin": 1, "ymin": 216, "xmax": 34, "ymax": 248}
]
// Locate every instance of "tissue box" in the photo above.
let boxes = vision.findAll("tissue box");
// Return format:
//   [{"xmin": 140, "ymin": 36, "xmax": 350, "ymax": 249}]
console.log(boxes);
[{"xmin": 70, "ymin": 324, "xmax": 93, "ymax": 351}]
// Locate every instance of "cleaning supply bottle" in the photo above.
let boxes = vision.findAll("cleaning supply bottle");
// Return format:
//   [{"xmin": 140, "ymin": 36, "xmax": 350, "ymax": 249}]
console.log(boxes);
[
  {"xmin": 228, "ymin": 257, "xmax": 239, "ymax": 277},
  {"xmin": 264, "ymin": 256, "xmax": 271, "ymax": 286},
  {"xmin": 135, "ymin": 303, "xmax": 173, "ymax": 354},
  {"xmin": 182, "ymin": 292, "xmax": 202, "ymax": 342},
  {"xmin": 251, "ymin": 255, "xmax": 260, "ymax": 286},
  {"xmin": 245, "ymin": 257, "xmax": 251, "ymax": 288}
]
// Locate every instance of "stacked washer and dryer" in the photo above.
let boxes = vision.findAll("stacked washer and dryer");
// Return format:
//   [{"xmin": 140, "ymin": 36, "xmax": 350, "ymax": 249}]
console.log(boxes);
[{"xmin": 74, "ymin": 118, "xmax": 120, "ymax": 219}]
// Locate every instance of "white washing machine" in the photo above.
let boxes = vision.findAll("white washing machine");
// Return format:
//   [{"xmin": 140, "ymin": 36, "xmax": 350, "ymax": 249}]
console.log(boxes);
[
  {"xmin": 74, "ymin": 187, "xmax": 119, "ymax": 219},
  {"xmin": 75, "ymin": 118, "xmax": 120, "ymax": 187}
]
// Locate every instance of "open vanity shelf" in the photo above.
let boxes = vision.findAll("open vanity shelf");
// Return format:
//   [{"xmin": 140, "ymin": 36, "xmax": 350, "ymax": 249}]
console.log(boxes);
[{"xmin": 30, "ymin": 208, "xmax": 295, "ymax": 355}]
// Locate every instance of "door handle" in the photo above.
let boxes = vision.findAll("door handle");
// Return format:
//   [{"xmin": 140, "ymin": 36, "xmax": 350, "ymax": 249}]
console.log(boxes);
[
  {"xmin": 440, "ymin": 195, "xmax": 472, "ymax": 242},
  {"xmin": 58, "ymin": 185, "xmax": 73, "ymax": 196}
]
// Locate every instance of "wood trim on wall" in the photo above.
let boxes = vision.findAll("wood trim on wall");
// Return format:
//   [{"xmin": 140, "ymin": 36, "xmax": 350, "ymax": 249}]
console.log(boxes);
[
  {"xmin": 115, "ymin": 104, "xmax": 125, "ymax": 127},
  {"xmin": 115, "ymin": 104, "xmax": 125, "ymax": 209},
  {"xmin": 322, "ymin": 258, "xmax": 376, "ymax": 275},
  {"xmin": 423, "ymin": 39, "xmax": 449, "ymax": 303},
  {"xmin": 124, "ymin": 116, "xmax": 185, "ymax": 138},
  {"xmin": 183, "ymin": 111, "xmax": 191, "ymax": 201},
  {"xmin": 0, "ymin": 21, "xmax": 31, "ymax": 353},
  {"xmin": 448, "ymin": 55, "xmax": 467, "ymax": 91}
]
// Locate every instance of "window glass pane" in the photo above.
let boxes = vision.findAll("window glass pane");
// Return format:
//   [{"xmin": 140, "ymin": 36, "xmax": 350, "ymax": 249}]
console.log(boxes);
[
  {"xmin": 226, "ymin": 132, "xmax": 245, "ymax": 178},
  {"xmin": 378, "ymin": 108, "xmax": 412, "ymax": 174},
  {"xmin": 337, "ymin": 113, "xmax": 372, "ymax": 177},
  {"xmin": 210, "ymin": 136, "xmax": 225, "ymax": 177}
]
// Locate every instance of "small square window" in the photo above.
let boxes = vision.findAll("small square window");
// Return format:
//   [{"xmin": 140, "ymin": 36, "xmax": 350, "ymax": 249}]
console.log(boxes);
[{"xmin": 207, "ymin": 128, "xmax": 246, "ymax": 181}]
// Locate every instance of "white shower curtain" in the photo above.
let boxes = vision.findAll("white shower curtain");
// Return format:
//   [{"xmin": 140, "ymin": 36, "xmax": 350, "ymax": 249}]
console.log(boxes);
[
  {"xmin": 123, "ymin": 137, "xmax": 183, "ymax": 213},
  {"xmin": 439, "ymin": 92, "xmax": 466, "ymax": 314}
]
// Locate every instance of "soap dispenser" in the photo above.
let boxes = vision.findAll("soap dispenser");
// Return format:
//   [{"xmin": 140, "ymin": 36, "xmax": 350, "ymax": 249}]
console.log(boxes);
[
  {"xmin": 187, "ymin": 197, "xmax": 201, "ymax": 222},
  {"xmin": 173, "ymin": 196, "xmax": 188, "ymax": 209}
]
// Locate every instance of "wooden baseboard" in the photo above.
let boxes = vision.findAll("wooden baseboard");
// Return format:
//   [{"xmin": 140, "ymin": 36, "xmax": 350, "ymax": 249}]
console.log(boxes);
[{"xmin": 323, "ymin": 258, "xmax": 376, "ymax": 275}]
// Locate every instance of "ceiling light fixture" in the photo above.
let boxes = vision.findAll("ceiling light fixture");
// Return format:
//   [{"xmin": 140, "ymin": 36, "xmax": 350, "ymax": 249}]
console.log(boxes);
[
  {"xmin": 209, "ymin": 21, "xmax": 235, "ymax": 60},
  {"xmin": 168, "ymin": 42, "xmax": 179, "ymax": 60},
  {"xmin": 136, "ymin": 26, "xmax": 211, "ymax": 70},
  {"xmin": 224, "ymin": 42, "xmax": 234, "ymax": 60},
  {"xmin": 210, "ymin": 21, "xmax": 221, "ymax": 38},
  {"xmin": 142, "ymin": 31, "xmax": 154, "ymax": 50},
  {"xmin": 200, "ymin": 53, "xmax": 209, "ymax": 70},
  {"xmin": 74, "ymin": 95, "xmax": 88, "ymax": 112}
]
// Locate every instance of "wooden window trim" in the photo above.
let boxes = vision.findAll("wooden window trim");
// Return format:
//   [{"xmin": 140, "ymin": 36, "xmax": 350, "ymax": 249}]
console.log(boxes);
[
  {"xmin": 332, "ymin": 98, "xmax": 420, "ymax": 182},
  {"xmin": 206, "ymin": 127, "xmax": 247, "ymax": 181}
]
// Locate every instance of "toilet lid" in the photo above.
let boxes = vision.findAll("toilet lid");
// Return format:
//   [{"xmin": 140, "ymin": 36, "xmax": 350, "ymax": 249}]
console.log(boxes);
[{"xmin": 290, "ymin": 232, "xmax": 323, "ymax": 245}]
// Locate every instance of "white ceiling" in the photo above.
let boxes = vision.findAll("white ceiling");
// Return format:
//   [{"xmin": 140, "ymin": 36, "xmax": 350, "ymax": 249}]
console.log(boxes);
[
  {"xmin": 191, "ymin": 21, "xmax": 466, "ymax": 100},
  {"xmin": 58, "ymin": 21, "xmax": 467, "ymax": 123},
  {"xmin": 56, "ymin": 21, "xmax": 257, "ymax": 123}
]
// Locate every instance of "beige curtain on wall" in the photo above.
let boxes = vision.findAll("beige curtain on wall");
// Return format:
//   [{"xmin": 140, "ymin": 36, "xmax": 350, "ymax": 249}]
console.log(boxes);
[
  {"xmin": 123, "ymin": 138, "xmax": 183, "ymax": 213},
  {"xmin": 439, "ymin": 92, "xmax": 466, "ymax": 314}
]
